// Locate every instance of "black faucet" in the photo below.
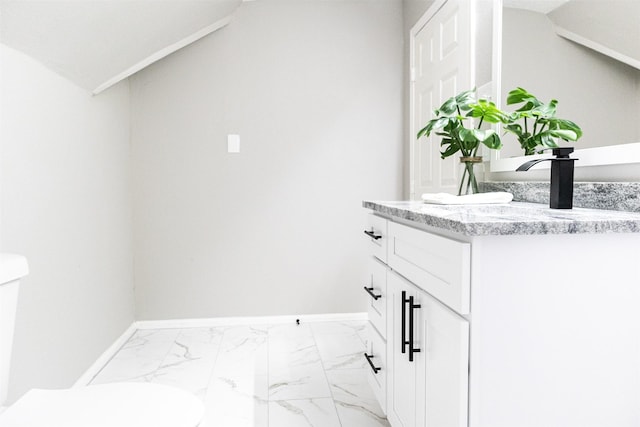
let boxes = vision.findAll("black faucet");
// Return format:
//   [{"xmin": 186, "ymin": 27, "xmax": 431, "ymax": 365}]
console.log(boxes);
[{"xmin": 516, "ymin": 147, "xmax": 578, "ymax": 209}]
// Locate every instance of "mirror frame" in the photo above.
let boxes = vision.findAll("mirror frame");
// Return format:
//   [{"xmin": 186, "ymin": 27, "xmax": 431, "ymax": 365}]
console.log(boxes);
[{"xmin": 489, "ymin": 0, "xmax": 640, "ymax": 173}]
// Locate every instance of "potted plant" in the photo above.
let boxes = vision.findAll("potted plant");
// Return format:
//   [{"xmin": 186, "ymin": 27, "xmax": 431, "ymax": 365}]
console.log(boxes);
[
  {"xmin": 504, "ymin": 87, "xmax": 583, "ymax": 155},
  {"xmin": 417, "ymin": 88, "xmax": 508, "ymax": 195}
]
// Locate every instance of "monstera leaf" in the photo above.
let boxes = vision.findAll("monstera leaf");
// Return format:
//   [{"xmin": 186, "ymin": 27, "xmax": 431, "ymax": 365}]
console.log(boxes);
[{"xmin": 505, "ymin": 87, "xmax": 583, "ymax": 155}]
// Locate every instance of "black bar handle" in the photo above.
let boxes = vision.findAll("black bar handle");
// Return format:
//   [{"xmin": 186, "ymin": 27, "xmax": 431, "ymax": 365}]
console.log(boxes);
[
  {"xmin": 364, "ymin": 286, "xmax": 382, "ymax": 300},
  {"xmin": 401, "ymin": 291, "xmax": 408, "ymax": 354},
  {"xmin": 408, "ymin": 295, "xmax": 421, "ymax": 362},
  {"xmin": 364, "ymin": 352, "xmax": 381, "ymax": 374},
  {"xmin": 364, "ymin": 230, "xmax": 382, "ymax": 240}
]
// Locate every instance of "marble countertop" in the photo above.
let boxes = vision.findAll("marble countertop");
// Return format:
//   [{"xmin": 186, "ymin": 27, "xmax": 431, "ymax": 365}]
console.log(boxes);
[{"xmin": 363, "ymin": 200, "xmax": 640, "ymax": 236}]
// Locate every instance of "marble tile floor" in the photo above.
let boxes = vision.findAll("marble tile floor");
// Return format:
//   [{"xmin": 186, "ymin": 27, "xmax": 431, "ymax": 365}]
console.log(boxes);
[{"xmin": 90, "ymin": 320, "xmax": 390, "ymax": 427}]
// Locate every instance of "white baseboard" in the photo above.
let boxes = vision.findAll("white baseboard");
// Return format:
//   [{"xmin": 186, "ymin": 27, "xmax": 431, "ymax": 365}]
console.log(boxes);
[
  {"xmin": 73, "ymin": 322, "xmax": 138, "ymax": 387},
  {"xmin": 136, "ymin": 312, "xmax": 368, "ymax": 330}
]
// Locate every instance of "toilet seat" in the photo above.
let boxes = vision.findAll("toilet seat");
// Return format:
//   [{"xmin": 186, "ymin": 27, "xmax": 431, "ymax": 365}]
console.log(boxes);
[{"xmin": 0, "ymin": 382, "xmax": 204, "ymax": 427}]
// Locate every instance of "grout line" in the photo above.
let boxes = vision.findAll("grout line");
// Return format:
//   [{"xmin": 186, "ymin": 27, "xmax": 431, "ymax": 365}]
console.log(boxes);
[
  {"xmin": 199, "ymin": 325, "xmax": 227, "ymax": 402},
  {"xmin": 308, "ymin": 321, "xmax": 344, "ymax": 427},
  {"xmin": 266, "ymin": 323, "xmax": 270, "ymax": 426},
  {"xmin": 141, "ymin": 328, "xmax": 182, "ymax": 384}
]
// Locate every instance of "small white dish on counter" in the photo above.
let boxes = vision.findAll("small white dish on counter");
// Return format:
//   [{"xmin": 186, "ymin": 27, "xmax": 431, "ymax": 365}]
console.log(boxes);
[{"xmin": 421, "ymin": 192, "xmax": 513, "ymax": 205}]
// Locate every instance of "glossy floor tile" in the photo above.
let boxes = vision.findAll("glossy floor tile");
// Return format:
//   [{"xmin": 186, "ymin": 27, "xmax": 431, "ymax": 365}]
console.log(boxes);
[{"xmin": 91, "ymin": 319, "xmax": 390, "ymax": 426}]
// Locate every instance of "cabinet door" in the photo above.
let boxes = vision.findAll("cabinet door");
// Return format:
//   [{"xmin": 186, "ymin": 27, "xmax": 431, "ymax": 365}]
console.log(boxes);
[
  {"xmin": 417, "ymin": 292, "xmax": 469, "ymax": 427},
  {"xmin": 387, "ymin": 271, "xmax": 469, "ymax": 427},
  {"xmin": 387, "ymin": 272, "xmax": 419, "ymax": 427}
]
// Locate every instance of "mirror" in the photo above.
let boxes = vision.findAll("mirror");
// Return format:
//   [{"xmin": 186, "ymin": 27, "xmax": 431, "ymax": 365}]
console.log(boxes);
[{"xmin": 491, "ymin": 0, "xmax": 640, "ymax": 170}]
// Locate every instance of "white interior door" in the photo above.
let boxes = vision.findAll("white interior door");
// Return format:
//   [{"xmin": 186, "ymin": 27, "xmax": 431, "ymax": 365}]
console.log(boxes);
[{"xmin": 410, "ymin": 0, "xmax": 473, "ymax": 198}]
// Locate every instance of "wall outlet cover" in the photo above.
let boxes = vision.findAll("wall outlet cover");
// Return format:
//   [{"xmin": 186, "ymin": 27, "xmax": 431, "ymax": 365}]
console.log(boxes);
[{"xmin": 227, "ymin": 134, "xmax": 240, "ymax": 153}]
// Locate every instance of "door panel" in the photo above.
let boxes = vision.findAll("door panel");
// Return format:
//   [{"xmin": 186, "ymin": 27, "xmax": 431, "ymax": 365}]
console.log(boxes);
[
  {"xmin": 417, "ymin": 292, "xmax": 470, "ymax": 427},
  {"xmin": 387, "ymin": 272, "xmax": 419, "ymax": 427},
  {"xmin": 387, "ymin": 266, "xmax": 469, "ymax": 427},
  {"xmin": 411, "ymin": 0, "xmax": 472, "ymax": 197}
]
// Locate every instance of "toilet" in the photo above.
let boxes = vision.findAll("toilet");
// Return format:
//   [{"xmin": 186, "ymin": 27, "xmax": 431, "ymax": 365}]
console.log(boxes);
[{"xmin": 0, "ymin": 254, "xmax": 204, "ymax": 426}]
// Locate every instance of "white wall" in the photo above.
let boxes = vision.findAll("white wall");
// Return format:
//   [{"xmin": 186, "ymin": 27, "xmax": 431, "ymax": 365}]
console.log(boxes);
[
  {"xmin": 130, "ymin": 0, "xmax": 403, "ymax": 320},
  {"xmin": 403, "ymin": 0, "xmax": 435, "ymax": 30},
  {"xmin": 0, "ymin": 45, "xmax": 135, "ymax": 402}
]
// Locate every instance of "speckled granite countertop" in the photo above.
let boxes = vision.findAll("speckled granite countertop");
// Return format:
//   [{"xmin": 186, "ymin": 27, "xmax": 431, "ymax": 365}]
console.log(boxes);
[{"xmin": 363, "ymin": 200, "xmax": 640, "ymax": 236}]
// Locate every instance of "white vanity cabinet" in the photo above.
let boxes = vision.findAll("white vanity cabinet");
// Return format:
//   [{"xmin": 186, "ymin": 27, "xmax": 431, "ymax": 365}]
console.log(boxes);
[
  {"xmin": 364, "ymin": 215, "xmax": 470, "ymax": 427},
  {"xmin": 364, "ymin": 203, "xmax": 640, "ymax": 427}
]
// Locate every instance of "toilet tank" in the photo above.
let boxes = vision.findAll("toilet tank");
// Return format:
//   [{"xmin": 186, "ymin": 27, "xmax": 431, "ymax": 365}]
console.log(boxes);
[{"xmin": 0, "ymin": 254, "xmax": 29, "ymax": 407}]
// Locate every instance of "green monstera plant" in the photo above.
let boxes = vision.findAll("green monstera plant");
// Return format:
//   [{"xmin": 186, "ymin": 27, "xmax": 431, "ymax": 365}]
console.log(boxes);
[
  {"xmin": 417, "ymin": 89, "xmax": 506, "ymax": 158},
  {"xmin": 417, "ymin": 88, "xmax": 508, "ymax": 195},
  {"xmin": 504, "ymin": 87, "xmax": 583, "ymax": 155}
]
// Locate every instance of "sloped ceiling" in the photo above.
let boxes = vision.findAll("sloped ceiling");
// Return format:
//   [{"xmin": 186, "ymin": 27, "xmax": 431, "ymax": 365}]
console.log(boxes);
[
  {"xmin": 505, "ymin": 0, "xmax": 640, "ymax": 70},
  {"xmin": 548, "ymin": 0, "xmax": 640, "ymax": 70},
  {"xmin": 0, "ymin": 0, "xmax": 242, "ymax": 94}
]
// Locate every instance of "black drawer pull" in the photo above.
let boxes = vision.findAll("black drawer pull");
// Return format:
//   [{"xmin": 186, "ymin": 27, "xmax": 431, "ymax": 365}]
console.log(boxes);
[
  {"xmin": 402, "ymin": 291, "xmax": 421, "ymax": 362},
  {"xmin": 364, "ymin": 286, "xmax": 382, "ymax": 300},
  {"xmin": 401, "ymin": 291, "xmax": 407, "ymax": 354},
  {"xmin": 364, "ymin": 352, "xmax": 381, "ymax": 374},
  {"xmin": 364, "ymin": 230, "xmax": 382, "ymax": 240},
  {"xmin": 408, "ymin": 295, "xmax": 421, "ymax": 362}
]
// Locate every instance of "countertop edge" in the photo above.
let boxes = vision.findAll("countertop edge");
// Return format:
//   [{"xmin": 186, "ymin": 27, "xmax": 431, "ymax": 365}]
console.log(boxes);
[{"xmin": 363, "ymin": 200, "xmax": 640, "ymax": 236}]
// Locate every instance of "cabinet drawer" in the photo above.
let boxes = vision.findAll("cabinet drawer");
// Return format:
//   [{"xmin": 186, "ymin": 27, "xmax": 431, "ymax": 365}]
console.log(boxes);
[
  {"xmin": 365, "ymin": 214, "xmax": 388, "ymax": 263},
  {"xmin": 365, "ymin": 257, "xmax": 387, "ymax": 340},
  {"xmin": 387, "ymin": 221, "xmax": 470, "ymax": 314},
  {"xmin": 365, "ymin": 322, "xmax": 387, "ymax": 414}
]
